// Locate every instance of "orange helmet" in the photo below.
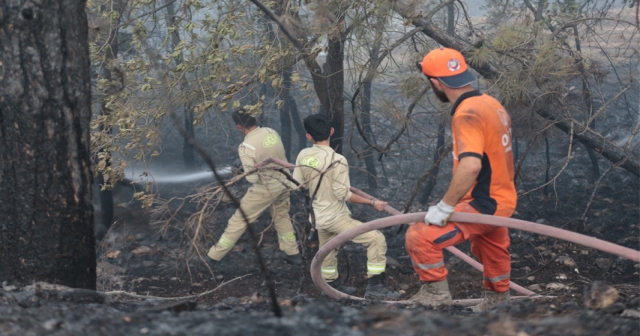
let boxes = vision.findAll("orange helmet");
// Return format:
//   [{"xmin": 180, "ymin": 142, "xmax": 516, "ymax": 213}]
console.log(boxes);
[{"xmin": 419, "ymin": 48, "xmax": 475, "ymax": 88}]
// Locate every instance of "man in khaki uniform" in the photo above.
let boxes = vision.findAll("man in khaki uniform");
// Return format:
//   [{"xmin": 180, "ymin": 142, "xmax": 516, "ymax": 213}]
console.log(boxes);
[
  {"xmin": 207, "ymin": 110, "xmax": 301, "ymax": 265},
  {"xmin": 293, "ymin": 114, "xmax": 400, "ymax": 299}
]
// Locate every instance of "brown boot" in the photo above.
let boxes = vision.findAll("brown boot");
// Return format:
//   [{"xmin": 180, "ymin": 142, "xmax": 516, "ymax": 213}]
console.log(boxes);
[
  {"xmin": 471, "ymin": 290, "xmax": 510, "ymax": 312},
  {"xmin": 406, "ymin": 279, "xmax": 452, "ymax": 307}
]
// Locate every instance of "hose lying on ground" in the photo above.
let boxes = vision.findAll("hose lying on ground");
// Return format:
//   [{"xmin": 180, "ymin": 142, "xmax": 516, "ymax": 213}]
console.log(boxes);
[{"xmin": 310, "ymin": 212, "xmax": 640, "ymax": 304}]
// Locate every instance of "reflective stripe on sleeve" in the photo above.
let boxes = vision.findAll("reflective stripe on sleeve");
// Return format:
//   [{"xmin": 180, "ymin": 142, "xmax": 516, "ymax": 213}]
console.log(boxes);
[
  {"xmin": 484, "ymin": 272, "xmax": 511, "ymax": 283},
  {"xmin": 321, "ymin": 266, "xmax": 337, "ymax": 275},
  {"xmin": 367, "ymin": 262, "xmax": 386, "ymax": 274},
  {"xmin": 411, "ymin": 260, "xmax": 444, "ymax": 270},
  {"xmin": 217, "ymin": 236, "xmax": 235, "ymax": 249},
  {"xmin": 279, "ymin": 232, "xmax": 296, "ymax": 242},
  {"xmin": 242, "ymin": 142, "xmax": 256, "ymax": 150}
]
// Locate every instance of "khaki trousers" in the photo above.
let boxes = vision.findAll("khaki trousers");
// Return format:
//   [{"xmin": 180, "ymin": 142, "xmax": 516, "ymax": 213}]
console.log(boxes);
[
  {"xmin": 207, "ymin": 186, "xmax": 300, "ymax": 261},
  {"xmin": 318, "ymin": 215, "xmax": 387, "ymax": 281}
]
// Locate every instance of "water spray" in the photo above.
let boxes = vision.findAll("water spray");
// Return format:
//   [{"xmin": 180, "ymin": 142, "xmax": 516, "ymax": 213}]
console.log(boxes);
[{"xmin": 121, "ymin": 167, "xmax": 234, "ymax": 186}]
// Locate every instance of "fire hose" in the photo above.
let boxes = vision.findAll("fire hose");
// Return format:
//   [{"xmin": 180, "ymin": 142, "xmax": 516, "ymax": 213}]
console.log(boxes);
[{"xmin": 255, "ymin": 158, "xmax": 640, "ymax": 304}]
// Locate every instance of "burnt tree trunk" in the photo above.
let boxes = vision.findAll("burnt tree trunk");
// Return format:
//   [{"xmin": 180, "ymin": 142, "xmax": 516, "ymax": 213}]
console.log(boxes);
[
  {"xmin": 278, "ymin": 70, "xmax": 293, "ymax": 161},
  {"xmin": 361, "ymin": 46, "xmax": 379, "ymax": 191},
  {"xmin": 419, "ymin": 121, "xmax": 447, "ymax": 204},
  {"xmin": 513, "ymin": 134, "xmax": 519, "ymax": 164},
  {"xmin": 165, "ymin": 0, "xmax": 196, "ymax": 169},
  {"xmin": 316, "ymin": 61, "xmax": 329, "ymax": 115},
  {"xmin": 0, "ymin": 0, "xmax": 96, "ymax": 289},
  {"xmin": 279, "ymin": 69, "xmax": 305, "ymax": 161},
  {"xmin": 418, "ymin": 2, "xmax": 455, "ymax": 205},
  {"xmin": 326, "ymin": 33, "xmax": 345, "ymax": 153},
  {"xmin": 289, "ymin": 91, "xmax": 307, "ymax": 155},
  {"xmin": 95, "ymin": 0, "xmax": 125, "ymax": 239},
  {"xmin": 543, "ymin": 136, "xmax": 551, "ymax": 197},
  {"xmin": 303, "ymin": 10, "xmax": 346, "ymax": 154}
]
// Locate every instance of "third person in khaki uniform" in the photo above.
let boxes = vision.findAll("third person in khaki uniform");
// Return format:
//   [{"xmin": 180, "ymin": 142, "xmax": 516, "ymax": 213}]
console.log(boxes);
[
  {"xmin": 293, "ymin": 113, "xmax": 400, "ymax": 299},
  {"xmin": 207, "ymin": 109, "xmax": 301, "ymax": 266}
]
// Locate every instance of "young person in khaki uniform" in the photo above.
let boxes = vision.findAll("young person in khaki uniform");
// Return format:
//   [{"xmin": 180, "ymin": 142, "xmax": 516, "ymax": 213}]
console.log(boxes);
[
  {"xmin": 293, "ymin": 114, "xmax": 400, "ymax": 299},
  {"xmin": 207, "ymin": 110, "xmax": 301, "ymax": 265}
]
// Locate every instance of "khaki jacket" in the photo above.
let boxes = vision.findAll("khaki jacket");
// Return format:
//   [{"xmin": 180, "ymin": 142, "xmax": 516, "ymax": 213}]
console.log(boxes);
[
  {"xmin": 239, "ymin": 127, "xmax": 290, "ymax": 190},
  {"xmin": 292, "ymin": 145, "xmax": 352, "ymax": 228}
]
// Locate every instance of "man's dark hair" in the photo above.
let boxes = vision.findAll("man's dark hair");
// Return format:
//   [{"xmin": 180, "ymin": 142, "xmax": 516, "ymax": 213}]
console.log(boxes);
[
  {"xmin": 232, "ymin": 108, "xmax": 257, "ymax": 129},
  {"xmin": 416, "ymin": 62, "xmax": 435, "ymax": 81},
  {"xmin": 303, "ymin": 113, "xmax": 332, "ymax": 142}
]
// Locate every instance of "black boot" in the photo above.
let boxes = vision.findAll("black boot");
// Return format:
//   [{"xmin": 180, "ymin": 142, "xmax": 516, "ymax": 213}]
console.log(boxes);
[
  {"xmin": 283, "ymin": 253, "xmax": 303, "ymax": 265},
  {"xmin": 365, "ymin": 273, "xmax": 401, "ymax": 300},
  {"xmin": 206, "ymin": 257, "xmax": 219, "ymax": 270},
  {"xmin": 327, "ymin": 280, "xmax": 356, "ymax": 295}
]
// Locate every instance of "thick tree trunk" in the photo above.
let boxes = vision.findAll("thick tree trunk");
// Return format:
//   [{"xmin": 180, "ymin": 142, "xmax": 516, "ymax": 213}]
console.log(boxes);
[{"xmin": 0, "ymin": 0, "xmax": 96, "ymax": 289}]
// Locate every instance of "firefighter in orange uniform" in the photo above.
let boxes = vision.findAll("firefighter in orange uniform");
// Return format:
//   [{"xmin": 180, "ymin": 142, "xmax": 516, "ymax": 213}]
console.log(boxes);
[{"xmin": 405, "ymin": 48, "xmax": 517, "ymax": 312}]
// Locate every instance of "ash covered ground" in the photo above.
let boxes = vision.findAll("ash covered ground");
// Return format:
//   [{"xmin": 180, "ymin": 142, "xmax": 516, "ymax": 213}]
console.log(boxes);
[{"xmin": 1, "ymin": 285, "xmax": 639, "ymax": 335}]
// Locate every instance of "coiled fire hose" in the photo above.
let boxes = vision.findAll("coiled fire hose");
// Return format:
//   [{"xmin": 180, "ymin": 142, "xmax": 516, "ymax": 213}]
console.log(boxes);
[{"xmin": 256, "ymin": 158, "xmax": 640, "ymax": 304}]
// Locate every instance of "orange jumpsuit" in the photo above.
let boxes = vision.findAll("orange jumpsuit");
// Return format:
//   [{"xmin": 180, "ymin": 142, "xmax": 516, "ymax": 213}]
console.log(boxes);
[{"xmin": 406, "ymin": 91, "xmax": 517, "ymax": 293}]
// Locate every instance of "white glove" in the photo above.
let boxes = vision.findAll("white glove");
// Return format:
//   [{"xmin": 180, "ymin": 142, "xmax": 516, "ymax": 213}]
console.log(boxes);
[{"xmin": 424, "ymin": 200, "xmax": 455, "ymax": 227}]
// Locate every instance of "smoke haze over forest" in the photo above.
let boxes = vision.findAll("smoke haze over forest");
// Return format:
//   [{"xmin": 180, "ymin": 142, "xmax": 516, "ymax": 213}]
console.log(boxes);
[{"xmin": 1, "ymin": 0, "xmax": 638, "ymax": 334}]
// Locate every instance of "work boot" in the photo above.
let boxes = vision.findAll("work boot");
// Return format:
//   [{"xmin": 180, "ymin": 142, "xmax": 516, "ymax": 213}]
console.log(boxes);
[
  {"xmin": 283, "ymin": 253, "xmax": 303, "ymax": 265},
  {"xmin": 364, "ymin": 273, "xmax": 402, "ymax": 300},
  {"xmin": 470, "ymin": 290, "xmax": 510, "ymax": 312},
  {"xmin": 204, "ymin": 257, "xmax": 219, "ymax": 272},
  {"xmin": 406, "ymin": 279, "xmax": 452, "ymax": 307},
  {"xmin": 327, "ymin": 280, "xmax": 356, "ymax": 295}
]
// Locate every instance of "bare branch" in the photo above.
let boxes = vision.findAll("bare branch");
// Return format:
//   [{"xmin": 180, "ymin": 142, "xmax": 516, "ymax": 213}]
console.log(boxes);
[
  {"xmin": 105, "ymin": 274, "xmax": 252, "ymax": 300},
  {"xmin": 248, "ymin": 0, "xmax": 302, "ymax": 50},
  {"xmin": 376, "ymin": 86, "xmax": 431, "ymax": 161},
  {"xmin": 520, "ymin": 121, "xmax": 574, "ymax": 196},
  {"xmin": 119, "ymin": 0, "xmax": 178, "ymax": 28}
]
